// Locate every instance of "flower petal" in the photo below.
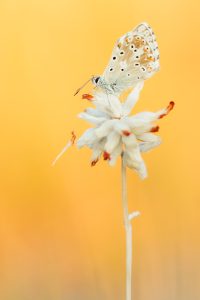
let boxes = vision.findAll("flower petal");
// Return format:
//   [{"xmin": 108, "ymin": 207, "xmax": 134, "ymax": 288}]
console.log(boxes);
[
  {"xmin": 93, "ymin": 92, "xmax": 122, "ymax": 118},
  {"xmin": 138, "ymin": 133, "xmax": 161, "ymax": 152},
  {"xmin": 82, "ymin": 94, "xmax": 94, "ymax": 101},
  {"xmin": 114, "ymin": 120, "xmax": 131, "ymax": 136},
  {"xmin": 123, "ymin": 147, "xmax": 147, "ymax": 179},
  {"xmin": 124, "ymin": 117, "xmax": 155, "ymax": 135},
  {"xmin": 103, "ymin": 151, "xmax": 111, "ymax": 160},
  {"xmin": 78, "ymin": 112, "xmax": 107, "ymax": 125},
  {"xmin": 95, "ymin": 119, "xmax": 117, "ymax": 139},
  {"xmin": 85, "ymin": 108, "xmax": 109, "ymax": 119},
  {"xmin": 122, "ymin": 134, "xmax": 138, "ymax": 149},
  {"xmin": 90, "ymin": 138, "xmax": 106, "ymax": 166},
  {"xmin": 158, "ymin": 101, "xmax": 175, "ymax": 119},
  {"xmin": 77, "ymin": 128, "xmax": 96, "ymax": 148},
  {"xmin": 122, "ymin": 81, "xmax": 144, "ymax": 116},
  {"xmin": 109, "ymin": 143, "xmax": 122, "ymax": 166},
  {"xmin": 128, "ymin": 101, "xmax": 175, "ymax": 124},
  {"xmin": 106, "ymin": 94, "xmax": 123, "ymax": 117},
  {"xmin": 122, "ymin": 134, "xmax": 147, "ymax": 179},
  {"xmin": 104, "ymin": 131, "xmax": 121, "ymax": 154}
]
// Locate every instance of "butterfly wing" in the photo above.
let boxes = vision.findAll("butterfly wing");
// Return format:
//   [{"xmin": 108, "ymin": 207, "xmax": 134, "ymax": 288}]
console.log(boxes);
[{"xmin": 102, "ymin": 22, "xmax": 160, "ymax": 93}]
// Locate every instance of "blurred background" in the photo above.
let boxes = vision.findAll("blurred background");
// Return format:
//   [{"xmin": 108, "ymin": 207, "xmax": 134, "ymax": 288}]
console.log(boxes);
[{"xmin": 0, "ymin": 0, "xmax": 199, "ymax": 299}]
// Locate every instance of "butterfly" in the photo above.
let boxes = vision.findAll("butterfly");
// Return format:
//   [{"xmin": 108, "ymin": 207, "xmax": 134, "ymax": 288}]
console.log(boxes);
[{"xmin": 74, "ymin": 22, "xmax": 160, "ymax": 96}]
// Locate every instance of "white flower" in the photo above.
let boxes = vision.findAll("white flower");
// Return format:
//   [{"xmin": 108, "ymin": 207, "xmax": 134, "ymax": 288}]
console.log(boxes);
[{"xmin": 77, "ymin": 82, "xmax": 174, "ymax": 179}]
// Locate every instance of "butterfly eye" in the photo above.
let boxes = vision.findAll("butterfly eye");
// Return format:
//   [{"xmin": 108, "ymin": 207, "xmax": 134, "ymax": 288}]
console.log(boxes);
[
  {"xmin": 121, "ymin": 68, "xmax": 124, "ymax": 72},
  {"xmin": 134, "ymin": 62, "xmax": 140, "ymax": 67},
  {"xmin": 119, "ymin": 51, "xmax": 124, "ymax": 55},
  {"xmin": 112, "ymin": 56, "xmax": 117, "ymax": 60},
  {"xmin": 109, "ymin": 68, "xmax": 114, "ymax": 72},
  {"xmin": 95, "ymin": 76, "xmax": 100, "ymax": 84},
  {"xmin": 127, "ymin": 73, "xmax": 130, "ymax": 76},
  {"xmin": 135, "ymin": 36, "xmax": 141, "ymax": 40},
  {"xmin": 133, "ymin": 49, "xmax": 138, "ymax": 53}
]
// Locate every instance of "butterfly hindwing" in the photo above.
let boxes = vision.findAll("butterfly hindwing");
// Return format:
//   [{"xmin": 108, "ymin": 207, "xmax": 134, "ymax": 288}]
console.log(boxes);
[{"xmin": 102, "ymin": 22, "xmax": 160, "ymax": 93}]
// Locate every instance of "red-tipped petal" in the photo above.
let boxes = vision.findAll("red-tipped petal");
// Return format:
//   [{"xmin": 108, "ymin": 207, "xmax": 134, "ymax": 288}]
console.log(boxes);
[
  {"xmin": 91, "ymin": 159, "xmax": 99, "ymax": 167},
  {"xmin": 167, "ymin": 101, "xmax": 175, "ymax": 113},
  {"xmin": 71, "ymin": 131, "xmax": 76, "ymax": 144},
  {"xmin": 150, "ymin": 125, "xmax": 159, "ymax": 133},
  {"xmin": 122, "ymin": 130, "xmax": 131, "ymax": 136},
  {"xmin": 103, "ymin": 151, "xmax": 111, "ymax": 160},
  {"xmin": 159, "ymin": 101, "xmax": 175, "ymax": 119},
  {"xmin": 82, "ymin": 94, "xmax": 94, "ymax": 101}
]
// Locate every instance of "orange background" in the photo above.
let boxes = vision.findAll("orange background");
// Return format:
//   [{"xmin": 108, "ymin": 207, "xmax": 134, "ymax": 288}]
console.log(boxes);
[{"xmin": 0, "ymin": 0, "xmax": 199, "ymax": 299}]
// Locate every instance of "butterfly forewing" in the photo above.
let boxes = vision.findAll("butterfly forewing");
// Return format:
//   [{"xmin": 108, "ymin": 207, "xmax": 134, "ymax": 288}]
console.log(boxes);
[{"xmin": 102, "ymin": 22, "xmax": 160, "ymax": 93}]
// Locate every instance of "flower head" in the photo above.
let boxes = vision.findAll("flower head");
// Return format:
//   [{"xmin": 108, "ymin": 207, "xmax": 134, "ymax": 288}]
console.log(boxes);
[{"xmin": 77, "ymin": 82, "xmax": 174, "ymax": 179}]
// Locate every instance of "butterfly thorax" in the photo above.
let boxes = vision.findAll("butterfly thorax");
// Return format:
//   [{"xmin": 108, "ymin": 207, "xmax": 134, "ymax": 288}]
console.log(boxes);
[{"xmin": 92, "ymin": 76, "xmax": 121, "ymax": 94}]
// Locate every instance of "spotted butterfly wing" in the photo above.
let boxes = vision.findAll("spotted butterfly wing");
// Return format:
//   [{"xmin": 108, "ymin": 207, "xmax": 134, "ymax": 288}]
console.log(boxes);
[{"xmin": 102, "ymin": 22, "xmax": 160, "ymax": 93}]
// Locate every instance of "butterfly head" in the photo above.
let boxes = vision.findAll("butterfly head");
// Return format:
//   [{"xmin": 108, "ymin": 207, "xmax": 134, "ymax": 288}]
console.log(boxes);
[
  {"xmin": 92, "ymin": 76, "xmax": 101, "ymax": 86},
  {"xmin": 74, "ymin": 76, "xmax": 102, "ymax": 96},
  {"xmin": 92, "ymin": 76, "xmax": 120, "ymax": 94}
]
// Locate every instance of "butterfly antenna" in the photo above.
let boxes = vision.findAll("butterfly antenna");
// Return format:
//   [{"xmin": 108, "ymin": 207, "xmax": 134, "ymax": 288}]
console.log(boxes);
[{"xmin": 74, "ymin": 77, "xmax": 93, "ymax": 96}]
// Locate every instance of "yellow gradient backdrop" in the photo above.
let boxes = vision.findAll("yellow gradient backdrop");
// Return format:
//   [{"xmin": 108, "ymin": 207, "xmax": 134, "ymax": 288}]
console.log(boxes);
[{"xmin": 0, "ymin": 1, "xmax": 199, "ymax": 299}]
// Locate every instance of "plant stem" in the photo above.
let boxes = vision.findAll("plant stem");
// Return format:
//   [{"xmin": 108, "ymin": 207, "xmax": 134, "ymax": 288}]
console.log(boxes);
[{"xmin": 121, "ymin": 156, "xmax": 140, "ymax": 300}]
